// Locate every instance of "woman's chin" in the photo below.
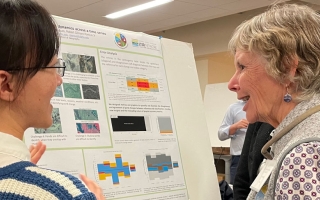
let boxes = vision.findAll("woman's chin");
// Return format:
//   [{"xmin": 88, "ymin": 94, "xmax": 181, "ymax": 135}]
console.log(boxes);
[
  {"xmin": 36, "ymin": 119, "xmax": 53, "ymax": 129},
  {"xmin": 248, "ymin": 119, "xmax": 258, "ymax": 124},
  {"xmin": 246, "ymin": 113, "xmax": 258, "ymax": 124}
]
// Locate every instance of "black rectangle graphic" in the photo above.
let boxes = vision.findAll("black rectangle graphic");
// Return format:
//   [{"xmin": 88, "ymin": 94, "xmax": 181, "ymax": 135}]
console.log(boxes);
[{"xmin": 111, "ymin": 116, "xmax": 146, "ymax": 132}]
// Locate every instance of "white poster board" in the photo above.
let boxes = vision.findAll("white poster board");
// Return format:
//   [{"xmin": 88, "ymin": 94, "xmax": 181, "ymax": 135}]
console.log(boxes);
[
  {"xmin": 204, "ymin": 83, "xmax": 238, "ymax": 147},
  {"xmin": 23, "ymin": 16, "xmax": 219, "ymax": 200},
  {"xmin": 161, "ymin": 39, "xmax": 219, "ymax": 200}
]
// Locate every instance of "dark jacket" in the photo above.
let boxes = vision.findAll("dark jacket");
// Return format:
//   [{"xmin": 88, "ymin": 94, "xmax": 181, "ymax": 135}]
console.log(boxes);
[
  {"xmin": 219, "ymin": 180, "xmax": 233, "ymax": 200},
  {"xmin": 233, "ymin": 122, "xmax": 274, "ymax": 200}
]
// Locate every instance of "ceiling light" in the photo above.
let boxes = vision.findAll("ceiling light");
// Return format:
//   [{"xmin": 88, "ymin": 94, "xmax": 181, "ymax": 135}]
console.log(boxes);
[{"xmin": 105, "ymin": 0, "xmax": 174, "ymax": 19}]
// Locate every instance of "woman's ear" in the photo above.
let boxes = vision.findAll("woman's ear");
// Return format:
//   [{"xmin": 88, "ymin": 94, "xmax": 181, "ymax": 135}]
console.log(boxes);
[
  {"xmin": 0, "ymin": 70, "xmax": 15, "ymax": 102},
  {"xmin": 284, "ymin": 55, "xmax": 298, "ymax": 85},
  {"xmin": 289, "ymin": 55, "xmax": 298, "ymax": 78}
]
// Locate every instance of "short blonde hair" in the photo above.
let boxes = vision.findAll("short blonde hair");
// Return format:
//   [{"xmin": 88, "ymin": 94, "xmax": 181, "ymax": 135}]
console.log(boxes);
[{"xmin": 229, "ymin": 4, "xmax": 320, "ymax": 101}]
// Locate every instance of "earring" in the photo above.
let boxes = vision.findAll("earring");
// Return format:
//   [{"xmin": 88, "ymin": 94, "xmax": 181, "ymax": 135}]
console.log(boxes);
[{"xmin": 283, "ymin": 85, "xmax": 292, "ymax": 103}]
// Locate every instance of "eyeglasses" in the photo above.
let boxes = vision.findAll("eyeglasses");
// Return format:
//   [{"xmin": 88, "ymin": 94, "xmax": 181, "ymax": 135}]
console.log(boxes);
[
  {"xmin": 8, "ymin": 58, "xmax": 66, "ymax": 77},
  {"xmin": 47, "ymin": 58, "xmax": 66, "ymax": 77}
]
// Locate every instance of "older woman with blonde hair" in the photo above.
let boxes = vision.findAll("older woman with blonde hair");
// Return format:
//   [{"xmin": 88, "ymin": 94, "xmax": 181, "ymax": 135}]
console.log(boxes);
[{"xmin": 228, "ymin": 3, "xmax": 320, "ymax": 199}]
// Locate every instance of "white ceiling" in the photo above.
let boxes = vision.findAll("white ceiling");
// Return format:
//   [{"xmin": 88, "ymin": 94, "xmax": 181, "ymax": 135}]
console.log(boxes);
[{"xmin": 36, "ymin": 0, "xmax": 318, "ymax": 34}]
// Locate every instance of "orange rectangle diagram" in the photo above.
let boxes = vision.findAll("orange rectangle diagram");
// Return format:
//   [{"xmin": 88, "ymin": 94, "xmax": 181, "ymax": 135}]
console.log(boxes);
[
  {"xmin": 149, "ymin": 83, "xmax": 158, "ymax": 89},
  {"xmin": 127, "ymin": 81, "xmax": 137, "ymax": 87}
]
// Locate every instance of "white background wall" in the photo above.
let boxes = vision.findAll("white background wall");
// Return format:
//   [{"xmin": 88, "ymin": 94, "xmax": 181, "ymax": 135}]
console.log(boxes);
[{"xmin": 204, "ymin": 83, "xmax": 238, "ymax": 147}]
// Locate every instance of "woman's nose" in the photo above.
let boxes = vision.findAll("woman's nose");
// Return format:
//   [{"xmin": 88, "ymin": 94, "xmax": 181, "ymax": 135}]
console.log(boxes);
[{"xmin": 228, "ymin": 73, "xmax": 239, "ymax": 92}]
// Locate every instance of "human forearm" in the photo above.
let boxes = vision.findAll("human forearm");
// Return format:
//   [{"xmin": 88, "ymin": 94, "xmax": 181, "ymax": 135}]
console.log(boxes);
[{"xmin": 229, "ymin": 124, "xmax": 238, "ymax": 135}]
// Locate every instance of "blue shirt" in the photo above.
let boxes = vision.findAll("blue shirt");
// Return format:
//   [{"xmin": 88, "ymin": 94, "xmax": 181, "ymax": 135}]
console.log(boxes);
[{"xmin": 218, "ymin": 101, "xmax": 247, "ymax": 155}]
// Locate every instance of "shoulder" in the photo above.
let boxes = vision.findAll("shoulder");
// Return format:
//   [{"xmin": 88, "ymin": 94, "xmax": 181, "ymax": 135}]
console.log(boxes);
[
  {"xmin": 0, "ymin": 161, "xmax": 96, "ymax": 200},
  {"xmin": 275, "ymin": 142, "xmax": 320, "ymax": 199},
  {"xmin": 280, "ymin": 142, "xmax": 320, "ymax": 167}
]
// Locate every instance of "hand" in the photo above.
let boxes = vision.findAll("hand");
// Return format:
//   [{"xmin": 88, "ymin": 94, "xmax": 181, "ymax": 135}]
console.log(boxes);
[
  {"xmin": 80, "ymin": 174, "xmax": 105, "ymax": 200},
  {"xmin": 236, "ymin": 119, "xmax": 249, "ymax": 129},
  {"xmin": 29, "ymin": 141, "xmax": 46, "ymax": 164}
]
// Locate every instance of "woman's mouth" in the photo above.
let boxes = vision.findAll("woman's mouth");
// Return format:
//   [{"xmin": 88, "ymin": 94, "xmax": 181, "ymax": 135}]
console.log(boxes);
[{"xmin": 240, "ymin": 96, "xmax": 250, "ymax": 102}]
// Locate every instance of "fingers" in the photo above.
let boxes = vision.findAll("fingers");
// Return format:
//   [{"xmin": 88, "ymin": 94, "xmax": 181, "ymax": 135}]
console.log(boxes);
[
  {"xmin": 29, "ymin": 141, "xmax": 46, "ymax": 164},
  {"xmin": 237, "ymin": 119, "xmax": 249, "ymax": 128},
  {"xmin": 80, "ymin": 174, "xmax": 105, "ymax": 200},
  {"xmin": 243, "ymin": 119, "xmax": 249, "ymax": 127}
]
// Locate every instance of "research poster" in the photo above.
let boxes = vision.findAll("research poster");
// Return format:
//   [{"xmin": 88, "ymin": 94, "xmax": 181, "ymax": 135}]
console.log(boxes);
[{"xmin": 24, "ymin": 17, "xmax": 188, "ymax": 200}]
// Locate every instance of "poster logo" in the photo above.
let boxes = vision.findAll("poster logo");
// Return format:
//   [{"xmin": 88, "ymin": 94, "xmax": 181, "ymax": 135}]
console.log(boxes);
[
  {"xmin": 132, "ymin": 39, "xmax": 138, "ymax": 47},
  {"xmin": 114, "ymin": 32, "xmax": 127, "ymax": 48}
]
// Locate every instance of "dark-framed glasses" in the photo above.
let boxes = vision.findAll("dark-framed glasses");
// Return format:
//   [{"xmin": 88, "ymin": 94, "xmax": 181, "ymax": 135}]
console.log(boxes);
[
  {"xmin": 8, "ymin": 58, "xmax": 66, "ymax": 77},
  {"xmin": 44, "ymin": 58, "xmax": 66, "ymax": 77}
]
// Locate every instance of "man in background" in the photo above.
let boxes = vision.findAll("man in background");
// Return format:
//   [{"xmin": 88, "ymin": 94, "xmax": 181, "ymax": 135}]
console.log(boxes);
[{"xmin": 218, "ymin": 100, "xmax": 248, "ymax": 184}]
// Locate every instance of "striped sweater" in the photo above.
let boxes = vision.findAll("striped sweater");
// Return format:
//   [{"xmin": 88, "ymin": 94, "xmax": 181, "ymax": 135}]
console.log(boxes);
[{"xmin": 0, "ymin": 161, "xmax": 96, "ymax": 200}]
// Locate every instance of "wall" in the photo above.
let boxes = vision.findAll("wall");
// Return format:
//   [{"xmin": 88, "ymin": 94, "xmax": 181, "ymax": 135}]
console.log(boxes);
[
  {"xmin": 207, "ymin": 52, "xmax": 235, "ymax": 84},
  {"xmin": 151, "ymin": 1, "xmax": 320, "ymax": 56},
  {"xmin": 195, "ymin": 51, "xmax": 235, "ymax": 97},
  {"xmin": 151, "ymin": 7, "xmax": 267, "ymax": 56}
]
